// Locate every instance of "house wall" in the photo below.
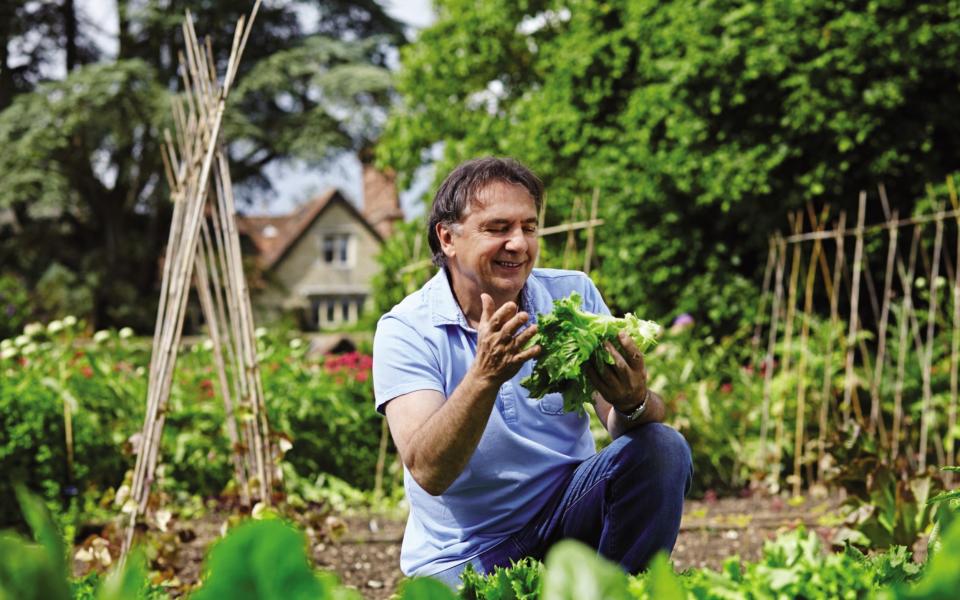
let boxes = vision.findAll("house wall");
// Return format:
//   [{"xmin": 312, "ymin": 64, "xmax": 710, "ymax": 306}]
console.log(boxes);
[{"xmin": 257, "ymin": 200, "xmax": 382, "ymax": 329}]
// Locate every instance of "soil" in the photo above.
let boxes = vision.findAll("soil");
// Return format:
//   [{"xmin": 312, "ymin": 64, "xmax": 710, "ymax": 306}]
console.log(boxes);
[{"xmin": 75, "ymin": 492, "xmax": 864, "ymax": 599}]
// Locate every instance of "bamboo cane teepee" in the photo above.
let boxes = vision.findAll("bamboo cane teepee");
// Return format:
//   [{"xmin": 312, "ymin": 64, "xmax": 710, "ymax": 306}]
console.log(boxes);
[{"xmin": 121, "ymin": 1, "xmax": 272, "ymax": 558}]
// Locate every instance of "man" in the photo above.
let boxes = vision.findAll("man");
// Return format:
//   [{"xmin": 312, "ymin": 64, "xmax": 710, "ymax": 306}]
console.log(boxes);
[{"xmin": 373, "ymin": 157, "xmax": 692, "ymax": 587}]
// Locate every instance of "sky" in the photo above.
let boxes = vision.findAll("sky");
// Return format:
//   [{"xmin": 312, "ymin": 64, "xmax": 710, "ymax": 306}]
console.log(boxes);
[{"xmin": 76, "ymin": 0, "xmax": 437, "ymax": 217}]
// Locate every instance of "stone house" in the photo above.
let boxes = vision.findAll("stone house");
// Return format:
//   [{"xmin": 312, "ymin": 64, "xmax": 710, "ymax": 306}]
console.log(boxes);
[{"xmin": 238, "ymin": 159, "xmax": 402, "ymax": 331}]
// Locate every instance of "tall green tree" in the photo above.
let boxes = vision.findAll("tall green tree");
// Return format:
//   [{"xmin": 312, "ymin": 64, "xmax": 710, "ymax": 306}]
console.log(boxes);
[
  {"xmin": 0, "ymin": 0, "xmax": 400, "ymax": 330},
  {"xmin": 380, "ymin": 0, "xmax": 960, "ymax": 329}
]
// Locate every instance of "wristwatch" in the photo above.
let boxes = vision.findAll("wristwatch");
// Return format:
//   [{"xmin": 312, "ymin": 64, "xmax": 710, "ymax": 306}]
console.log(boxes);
[{"xmin": 614, "ymin": 390, "xmax": 649, "ymax": 422}]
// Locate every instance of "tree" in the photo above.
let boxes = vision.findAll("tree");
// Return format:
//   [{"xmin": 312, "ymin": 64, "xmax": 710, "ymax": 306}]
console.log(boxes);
[
  {"xmin": 0, "ymin": 1, "xmax": 401, "ymax": 329},
  {"xmin": 380, "ymin": 0, "xmax": 960, "ymax": 330}
]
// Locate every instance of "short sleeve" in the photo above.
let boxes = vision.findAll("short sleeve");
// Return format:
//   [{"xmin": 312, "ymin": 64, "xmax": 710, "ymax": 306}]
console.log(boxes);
[
  {"xmin": 372, "ymin": 315, "xmax": 445, "ymax": 414},
  {"xmin": 581, "ymin": 275, "xmax": 612, "ymax": 317}
]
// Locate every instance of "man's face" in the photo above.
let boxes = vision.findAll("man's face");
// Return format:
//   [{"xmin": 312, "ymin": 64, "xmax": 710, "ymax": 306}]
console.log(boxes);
[{"xmin": 440, "ymin": 181, "xmax": 539, "ymax": 302}]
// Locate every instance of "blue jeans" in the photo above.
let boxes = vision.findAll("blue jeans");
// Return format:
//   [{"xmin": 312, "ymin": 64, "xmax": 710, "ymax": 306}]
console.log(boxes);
[{"xmin": 431, "ymin": 423, "xmax": 693, "ymax": 589}]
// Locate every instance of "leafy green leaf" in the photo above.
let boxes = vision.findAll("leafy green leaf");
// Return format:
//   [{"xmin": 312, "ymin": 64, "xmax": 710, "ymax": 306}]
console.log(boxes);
[
  {"xmin": 541, "ymin": 540, "xmax": 631, "ymax": 600},
  {"xmin": 521, "ymin": 292, "xmax": 661, "ymax": 413}
]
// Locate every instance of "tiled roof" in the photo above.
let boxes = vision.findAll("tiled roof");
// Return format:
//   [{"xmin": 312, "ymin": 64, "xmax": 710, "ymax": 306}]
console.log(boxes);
[{"xmin": 237, "ymin": 189, "xmax": 383, "ymax": 270}]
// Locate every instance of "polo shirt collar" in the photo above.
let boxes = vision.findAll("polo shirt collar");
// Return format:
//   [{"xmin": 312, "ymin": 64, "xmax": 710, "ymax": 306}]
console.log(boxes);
[{"xmin": 428, "ymin": 268, "xmax": 536, "ymax": 328}]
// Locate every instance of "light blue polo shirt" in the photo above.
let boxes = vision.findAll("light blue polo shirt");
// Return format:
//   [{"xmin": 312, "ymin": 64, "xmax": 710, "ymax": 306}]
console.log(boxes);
[{"xmin": 373, "ymin": 268, "xmax": 610, "ymax": 576}]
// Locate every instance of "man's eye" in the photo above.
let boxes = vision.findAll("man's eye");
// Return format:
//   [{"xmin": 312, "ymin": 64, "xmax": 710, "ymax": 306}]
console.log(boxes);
[{"xmin": 524, "ymin": 227, "xmax": 537, "ymax": 234}]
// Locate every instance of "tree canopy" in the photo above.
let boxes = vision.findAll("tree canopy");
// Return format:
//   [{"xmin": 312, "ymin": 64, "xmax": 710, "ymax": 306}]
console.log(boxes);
[
  {"xmin": 0, "ymin": 0, "xmax": 401, "ymax": 332},
  {"xmin": 380, "ymin": 0, "xmax": 960, "ymax": 329}
]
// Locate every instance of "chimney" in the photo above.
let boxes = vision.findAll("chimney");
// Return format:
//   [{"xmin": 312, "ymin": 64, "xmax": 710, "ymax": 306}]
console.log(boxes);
[{"xmin": 360, "ymin": 147, "xmax": 403, "ymax": 239}]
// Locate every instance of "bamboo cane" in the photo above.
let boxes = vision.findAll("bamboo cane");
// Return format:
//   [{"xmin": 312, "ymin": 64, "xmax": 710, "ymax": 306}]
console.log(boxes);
[
  {"xmin": 761, "ymin": 234, "xmax": 786, "ymax": 471},
  {"xmin": 793, "ymin": 204, "xmax": 828, "ymax": 496},
  {"xmin": 817, "ymin": 212, "xmax": 846, "ymax": 484},
  {"xmin": 195, "ymin": 240, "xmax": 250, "ymax": 506},
  {"xmin": 562, "ymin": 195, "xmax": 583, "ymax": 270},
  {"xmin": 869, "ymin": 209, "xmax": 898, "ymax": 444},
  {"xmin": 784, "ymin": 208, "xmax": 960, "ymax": 243},
  {"xmin": 891, "ymin": 226, "xmax": 921, "ymax": 463},
  {"xmin": 773, "ymin": 212, "xmax": 804, "ymax": 486},
  {"xmin": 842, "ymin": 193, "xmax": 867, "ymax": 428},
  {"xmin": 374, "ymin": 418, "xmax": 390, "ymax": 501},
  {"xmin": 919, "ymin": 205, "xmax": 945, "ymax": 471},
  {"xmin": 753, "ymin": 238, "xmax": 777, "ymax": 357},
  {"xmin": 948, "ymin": 176, "xmax": 960, "ymax": 482},
  {"xmin": 583, "ymin": 187, "xmax": 600, "ymax": 274}
]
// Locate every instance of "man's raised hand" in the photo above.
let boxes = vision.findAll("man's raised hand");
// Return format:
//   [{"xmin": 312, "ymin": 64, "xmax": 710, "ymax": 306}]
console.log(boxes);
[{"xmin": 472, "ymin": 293, "xmax": 541, "ymax": 386}]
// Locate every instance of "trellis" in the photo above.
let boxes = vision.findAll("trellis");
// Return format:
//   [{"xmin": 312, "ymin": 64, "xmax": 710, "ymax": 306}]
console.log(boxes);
[
  {"xmin": 754, "ymin": 182, "xmax": 960, "ymax": 496},
  {"xmin": 121, "ymin": 2, "xmax": 273, "ymax": 558}
]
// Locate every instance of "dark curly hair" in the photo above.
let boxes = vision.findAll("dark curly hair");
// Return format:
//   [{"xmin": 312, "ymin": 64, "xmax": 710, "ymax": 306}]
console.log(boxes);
[{"xmin": 427, "ymin": 157, "xmax": 544, "ymax": 267}]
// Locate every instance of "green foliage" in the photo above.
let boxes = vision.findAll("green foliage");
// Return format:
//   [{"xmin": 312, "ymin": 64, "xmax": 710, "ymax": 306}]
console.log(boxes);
[
  {"xmin": 0, "ymin": 273, "xmax": 31, "ymax": 339},
  {"xmin": 0, "ymin": 60, "xmax": 168, "ymax": 214},
  {"xmin": 0, "ymin": 320, "xmax": 147, "ymax": 528},
  {"xmin": 33, "ymin": 264, "xmax": 96, "ymax": 327},
  {"xmin": 838, "ymin": 462, "xmax": 940, "ymax": 550},
  {"xmin": 886, "ymin": 507, "xmax": 960, "ymax": 600},
  {"xmin": 462, "ymin": 527, "xmax": 944, "ymax": 599},
  {"xmin": 646, "ymin": 324, "xmax": 763, "ymax": 495},
  {"xmin": 398, "ymin": 578, "xmax": 459, "ymax": 600},
  {"xmin": 371, "ymin": 217, "xmax": 434, "ymax": 319},
  {"xmin": 540, "ymin": 540, "xmax": 631, "ymax": 600},
  {"xmin": 192, "ymin": 519, "xmax": 360, "ymax": 600},
  {"xmin": 0, "ymin": 486, "xmax": 72, "ymax": 600},
  {"xmin": 0, "ymin": 487, "xmax": 161, "ymax": 600},
  {"xmin": 522, "ymin": 292, "xmax": 661, "ymax": 413},
  {"xmin": 382, "ymin": 0, "xmax": 960, "ymax": 333},
  {"xmin": 460, "ymin": 558, "xmax": 542, "ymax": 600},
  {"xmin": 1, "ymin": 321, "xmax": 393, "ymax": 530}
]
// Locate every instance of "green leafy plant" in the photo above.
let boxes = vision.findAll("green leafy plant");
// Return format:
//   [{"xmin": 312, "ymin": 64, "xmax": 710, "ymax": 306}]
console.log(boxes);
[
  {"xmin": 521, "ymin": 292, "xmax": 661, "ymax": 413},
  {"xmin": 460, "ymin": 557, "xmax": 542, "ymax": 600},
  {"xmin": 0, "ymin": 486, "xmax": 162, "ymax": 600},
  {"xmin": 836, "ymin": 460, "xmax": 941, "ymax": 550}
]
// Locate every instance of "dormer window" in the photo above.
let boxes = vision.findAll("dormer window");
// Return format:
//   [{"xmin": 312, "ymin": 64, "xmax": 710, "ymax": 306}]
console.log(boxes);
[
  {"xmin": 263, "ymin": 225, "xmax": 278, "ymax": 238},
  {"xmin": 321, "ymin": 233, "xmax": 352, "ymax": 266}
]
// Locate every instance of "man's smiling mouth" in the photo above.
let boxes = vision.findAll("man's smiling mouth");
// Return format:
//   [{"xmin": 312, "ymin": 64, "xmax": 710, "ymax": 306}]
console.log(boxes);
[{"xmin": 495, "ymin": 260, "xmax": 525, "ymax": 269}]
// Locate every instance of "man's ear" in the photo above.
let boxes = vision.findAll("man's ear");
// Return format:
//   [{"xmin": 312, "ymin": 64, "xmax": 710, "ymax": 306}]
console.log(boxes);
[{"xmin": 436, "ymin": 222, "xmax": 457, "ymax": 259}]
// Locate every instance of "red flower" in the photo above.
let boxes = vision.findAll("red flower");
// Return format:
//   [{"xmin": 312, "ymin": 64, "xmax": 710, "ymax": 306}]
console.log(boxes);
[
  {"xmin": 720, "ymin": 383, "xmax": 733, "ymax": 394},
  {"xmin": 355, "ymin": 371, "xmax": 369, "ymax": 383},
  {"xmin": 81, "ymin": 366, "xmax": 94, "ymax": 379}
]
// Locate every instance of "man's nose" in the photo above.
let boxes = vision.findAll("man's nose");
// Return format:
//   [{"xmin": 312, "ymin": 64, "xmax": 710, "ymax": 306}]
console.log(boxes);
[{"xmin": 504, "ymin": 227, "xmax": 528, "ymax": 253}]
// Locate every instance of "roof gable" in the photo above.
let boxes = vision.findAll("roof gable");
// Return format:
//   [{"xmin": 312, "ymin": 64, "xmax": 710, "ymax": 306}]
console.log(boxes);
[{"xmin": 238, "ymin": 189, "xmax": 384, "ymax": 270}]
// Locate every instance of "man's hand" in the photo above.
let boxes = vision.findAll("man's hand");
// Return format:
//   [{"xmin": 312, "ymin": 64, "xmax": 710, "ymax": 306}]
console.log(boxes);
[
  {"xmin": 472, "ymin": 293, "xmax": 541, "ymax": 386},
  {"xmin": 584, "ymin": 329, "xmax": 648, "ymax": 413}
]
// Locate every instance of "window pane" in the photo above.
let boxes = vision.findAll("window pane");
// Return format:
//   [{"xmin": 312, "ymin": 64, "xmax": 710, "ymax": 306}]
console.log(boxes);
[
  {"xmin": 326, "ymin": 300, "xmax": 335, "ymax": 323},
  {"xmin": 338, "ymin": 234, "xmax": 349, "ymax": 263},
  {"xmin": 323, "ymin": 236, "xmax": 335, "ymax": 263},
  {"xmin": 342, "ymin": 299, "xmax": 350, "ymax": 321}
]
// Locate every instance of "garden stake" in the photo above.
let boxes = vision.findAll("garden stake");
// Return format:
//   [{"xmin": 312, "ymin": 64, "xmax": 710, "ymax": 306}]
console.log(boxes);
[
  {"xmin": 752, "ymin": 237, "xmax": 777, "ymax": 361},
  {"xmin": 774, "ymin": 212, "xmax": 805, "ymax": 488},
  {"xmin": 842, "ymin": 193, "xmax": 867, "ymax": 428},
  {"xmin": 194, "ymin": 239, "xmax": 249, "ymax": 506},
  {"xmin": 793, "ymin": 204, "xmax": 828, "ymax": 495},
  {"xmin": 891, "ymin": 225, "xmax": 921, "ymax": 463},
  {"xmin": 761, "ymin": 234, "xmax": 786, "ymax": 472},
  {"xmin": 919, "ymin": 204, "xmax": 945, "ymax": 471},
  {"xmin": 869, "ymin": 209, "xmax": 898, "ymax": 444},
  {"xmin": 374, "ymin": 418, "xmax": 390, "ymax": 501},
  {"xmin": 817, "ymin": 212, "xmax": 845, "ymax": 484},
  {"xmin": 583, "ymin": 187, "xmax": 600, "ymax": 274},
  {"xmin": 562, "ymin": 195, "xmax": 582, "ymax": 270},
  {"xmin": 948, "ymin": 176, "xmax": 960, "ymax": 483}
]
